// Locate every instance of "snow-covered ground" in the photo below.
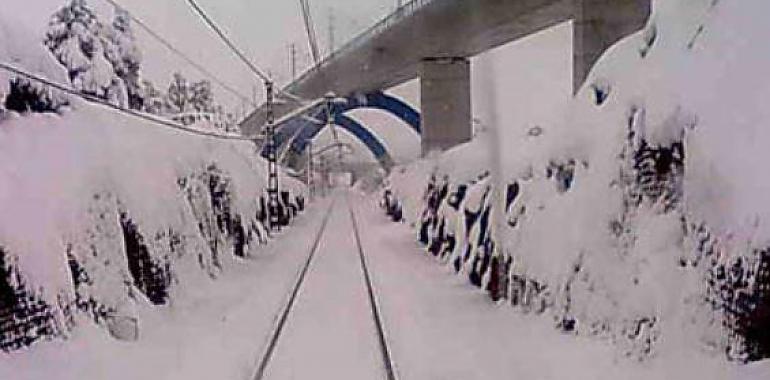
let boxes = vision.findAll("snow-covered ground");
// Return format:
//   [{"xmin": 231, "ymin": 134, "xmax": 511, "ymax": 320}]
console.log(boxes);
[
  {"xmin": 354, "ymin": 193, "xmax": 770, "ymax": 380},
  {"xmin": 0, "ymin": 199, "xmax": 331, "ymax": 380},
  {"xmin": 17, "ymin": 190, "xmax": 764, "ymax": 380},
  {"xmin": 261, "ymin": 196, "xmax": 383, "ymax": 380}
]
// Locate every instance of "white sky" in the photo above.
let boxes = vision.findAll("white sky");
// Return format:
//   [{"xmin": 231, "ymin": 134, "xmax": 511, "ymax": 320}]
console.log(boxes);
[{"xmin": 116, "ymin": 0, "xmax": 398, "ymax": 111}]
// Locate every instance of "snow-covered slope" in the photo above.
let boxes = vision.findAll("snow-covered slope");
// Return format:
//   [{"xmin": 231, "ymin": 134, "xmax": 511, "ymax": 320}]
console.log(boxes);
[
  {"xmin": 0, "ymin": 3, "xmax": 305, "ymax": 354},
  {"xmin": 386, "ymin": 0, "xmax": 770, "ymax": 370}
]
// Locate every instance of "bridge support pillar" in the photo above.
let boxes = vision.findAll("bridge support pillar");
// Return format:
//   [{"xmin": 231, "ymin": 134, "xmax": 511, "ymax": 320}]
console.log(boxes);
[
  {"xmin": 420, "ymin": 57, "xmax": 472, "ymax": 156},
  {"xmin": 573, "ymin": 0, "xmax": 651, "ymax": 94}
]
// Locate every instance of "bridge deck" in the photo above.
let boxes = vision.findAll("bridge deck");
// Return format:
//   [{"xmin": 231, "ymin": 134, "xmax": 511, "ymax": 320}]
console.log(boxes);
[
  {"xmin": 242, "ymin": 0, "xmax": 575, "ymax": 135},
  {"xmin": 288, "ymin": 0, "xmax": 571, "ymax": 98}
]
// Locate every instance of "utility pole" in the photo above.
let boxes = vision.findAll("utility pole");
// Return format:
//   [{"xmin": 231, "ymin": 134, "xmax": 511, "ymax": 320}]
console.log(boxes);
[
  {"xmin": 328, "ymin": 9, "xmax": 335, "ymax": 57},
  {"xmin": 288, "ymin": 43, "xmax": 297, "ymax": 80},
  {"xmin": 265, "ymin": 81, "xmax": 281, "ymax": 230},
  {"xmin": 324, "ymin": 94, "xmax": 344, "ymax": 170},
  {"xmin": 318, "ymin": 155, "xmax": 326, "ymax": 197},
  {"xmin": 307, "ymin": 140, "xmax": 314, "ymax": 200}
]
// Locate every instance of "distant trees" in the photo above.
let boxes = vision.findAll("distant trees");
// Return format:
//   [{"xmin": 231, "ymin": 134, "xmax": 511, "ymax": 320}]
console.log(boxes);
[
  {"xmin": 141, "ymin": 80, "xmax": 165, "ymax": 115},
  {"xmin": 162, "ymin": 72, "xmax": 234, "ymax": 130},
  {"xmin": 189, "ymin": 79, "xmax": 214, "ymax": 113},
  {"xmin": 165, "ymin": 72, "xmax": 189, "ymax": 114},
  {"xmin": 165, "ymin": 73, "xmax": 217, "ymax": 116}
]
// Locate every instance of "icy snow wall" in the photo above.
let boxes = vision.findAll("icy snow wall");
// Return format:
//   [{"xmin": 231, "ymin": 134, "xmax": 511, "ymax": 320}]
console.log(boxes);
[{"xmin": 384, "ymin": 0, "xmax": 770, "ymax": 364}]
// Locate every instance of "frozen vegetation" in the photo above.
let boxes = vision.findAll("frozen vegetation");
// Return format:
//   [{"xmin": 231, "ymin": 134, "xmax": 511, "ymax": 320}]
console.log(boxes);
[{"xmin": 383, "ymin": 0, "xmax": 770, "ymax": 374}]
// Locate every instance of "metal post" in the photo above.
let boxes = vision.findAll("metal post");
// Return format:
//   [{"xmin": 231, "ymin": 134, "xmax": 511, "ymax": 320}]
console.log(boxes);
[
  {"xmin": 265, "ymin": 81, "xmax": 281, "ymax": 230},
  {"xmin": 306, "ymin": 141, "xmax": 308, "ymax": 201},
  {"xmin": 289, "ymin": 43, "xmax": 297, "ymax": 80},
  {"xmin": 320, "ymin": 155, "xmax": 327, "ymax": 197},
  {"xmin": 328, "ymin": 8, "xmax": 335, "ymax": 57},
  {"xmin": 324, "ymin": 93, "xmax": 344, "ymax": 169}
]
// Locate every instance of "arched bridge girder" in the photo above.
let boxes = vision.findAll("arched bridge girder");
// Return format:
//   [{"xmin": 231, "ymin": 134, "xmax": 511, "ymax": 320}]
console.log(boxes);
[
  {"xmin": 264, "ymin": 90, "xmax": 414, "ymax": 170},
  {"xmin": 334, "ymin": 91, "xmax": 421, "ymax": 135},
  {"xmin": 290, "ymin": 113, "xmax": 394, "ymax": 170},
  {"xmin": 270, "ymin": 90, "xmax": 420, "ymax": 155},
  {"xmin": 278, "ymin": 108, "xmax": 327, "ymax": 151},
  {"xmin": 333, "ymin": 114, "xmax": 388, "ymax": 160}
]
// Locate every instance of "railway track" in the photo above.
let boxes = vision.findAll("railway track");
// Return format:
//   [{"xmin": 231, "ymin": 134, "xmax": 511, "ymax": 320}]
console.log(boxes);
[
  {"xmin": 251, "ymin": 194, "xmax": 398, "ymax": 380},
  {"xmin": 347, "ymin": 198, "xmax": 398, "ymax": 380},
  {"xmin": 251, "ymin": 198, "xmax": 336, "ymax": 380}
]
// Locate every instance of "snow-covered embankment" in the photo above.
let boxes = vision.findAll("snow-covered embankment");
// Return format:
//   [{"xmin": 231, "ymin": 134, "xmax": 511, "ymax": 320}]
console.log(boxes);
[
  {"xmin": 0, "ymin": 7, "xmax": 305, "ymax": 353},
  {"xmin": 383, "ymin": 0, "xmax": 770, "ymax": 370}
]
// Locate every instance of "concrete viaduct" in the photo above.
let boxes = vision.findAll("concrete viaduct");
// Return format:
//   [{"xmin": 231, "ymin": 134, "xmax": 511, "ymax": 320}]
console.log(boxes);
[{"xmin": 241, "ymin": 0, "xmax": 651, "ymax": 168}]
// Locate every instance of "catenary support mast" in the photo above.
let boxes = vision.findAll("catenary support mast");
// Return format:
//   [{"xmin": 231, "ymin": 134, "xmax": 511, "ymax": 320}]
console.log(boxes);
[{"xmin": 265, "ymin": 81, "xmax": 281, "ymax": 230}]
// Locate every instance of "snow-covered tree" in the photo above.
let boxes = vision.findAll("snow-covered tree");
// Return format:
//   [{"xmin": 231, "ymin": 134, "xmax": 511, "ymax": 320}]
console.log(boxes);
[
  {"xmin": 224, "ymin": 110, "xmax": 241, "ymax": 134},
  {"xmin": 45, "ymin": 0, "xmax": 99, "ymax": 80},
  {"xmin": 141, "ymin": 80, "xmax": 166, "ymax": 115},
  {"xmin": 189, "ymin": 80, "xmax": 213, "ymax": 113},
  {"xmin": 105, "ymin": 8, "xmax": 144, "ymax": 110},
  {"xmin": 166, "ymin": 72, "xmax": 190, "ymax": 114},
  {"xmin": 4, "ymin": 78, "xmax": 68, "ymax": 113},
  {"xmin": 44, "ymin": 0, "xmax": 136, "ymax": 108}
]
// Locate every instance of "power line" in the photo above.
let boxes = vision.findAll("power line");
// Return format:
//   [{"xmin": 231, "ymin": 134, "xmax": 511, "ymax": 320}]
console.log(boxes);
[
  {"xmin": 0, "ymin": 62, "xmax": 257, "ymax": 142},
  {"xmin": 101, "ymin": 0, "xmax": 255, "ymax": 107},
  {"xmin": 183, "ymin": 0, "xmax": 269, "ymax": 82},
  {"xmin": 299, "ymin": 0, "xmax": 321, "ymax": 64},
  {"xmin": 182, "ymin": 0, "xmax": 304, "ymax": 103}
]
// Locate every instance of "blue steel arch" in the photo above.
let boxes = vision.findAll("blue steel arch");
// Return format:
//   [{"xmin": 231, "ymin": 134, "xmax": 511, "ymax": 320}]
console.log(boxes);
[
  {"xmin": 333, "ymin": 91, "xmax": 421, "ymax": 135},
  {"xmin": 288, "ymin": 113, "xmax": 392, "ymax": 167},
  {"xmin": 272, "ymin": 91, "xmax": 420, "ymax": 151},
  {"xmin": 333, "ymin": 114, "xmax": 389, "ymax": 160},
  {"xmin": 266, "ymin": 112, "xmax": 393, "ymax": 169},
  {"xmin": 264, "ymin": 90, "xmax": 418, "ymax": 169}
]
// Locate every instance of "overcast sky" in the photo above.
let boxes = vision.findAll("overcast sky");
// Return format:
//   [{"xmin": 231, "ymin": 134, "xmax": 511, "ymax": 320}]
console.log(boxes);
[{"xmin": 118, "ymin": 0, "xmax": 399, "ymax": 111}]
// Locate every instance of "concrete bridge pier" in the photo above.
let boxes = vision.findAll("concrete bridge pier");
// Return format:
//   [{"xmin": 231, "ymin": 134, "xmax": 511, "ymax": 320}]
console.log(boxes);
[{"xmin": 420, "ymin": 57, "xmax": 472, "ymax": 156}]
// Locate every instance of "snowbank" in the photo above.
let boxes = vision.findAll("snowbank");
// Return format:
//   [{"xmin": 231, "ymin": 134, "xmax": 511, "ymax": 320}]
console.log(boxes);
[
  {"xmin": 0, "ymin": 1, "xmax": 306, "ymax": 353},
  {"xmin": 387, "ymin": 0, "xmax": 770, "ymax": 369}
]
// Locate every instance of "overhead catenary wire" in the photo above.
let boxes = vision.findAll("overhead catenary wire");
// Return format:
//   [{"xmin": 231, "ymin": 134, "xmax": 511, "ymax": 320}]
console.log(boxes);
[
  {"xmin": 0, "ymin": 61, "xmax": 257, "ymax": 142},
  {"xmin": 101, "ymin": 0, "xmax": 255, "ymax": 107},
  {"xmin": 183, "ymin": 0, "xmax": 269, "ymax": 82},
  {"xmin": 299, "ymin": 0, "xmax": 321, "ymax": 64},
  {"xmin": 182, "ymin": 0, "xmax": 305, "ymax": 104}
]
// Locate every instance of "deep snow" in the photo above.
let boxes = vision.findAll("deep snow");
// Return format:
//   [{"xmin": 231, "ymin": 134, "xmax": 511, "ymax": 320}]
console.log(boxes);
[
  {"xmin": 0, "ymin": 199, "xmax": 332, "ymax": 380},
  {"xmin": 356, "ymin": 193, "xmax": 770, "ymax": 380},
  {"xmin": 0, "ymin": 0, "xmax": 307, "ymax": 359},
  {"xmin": 386, "ymin": 0, "xmax": 770, "ymax": 369}
]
